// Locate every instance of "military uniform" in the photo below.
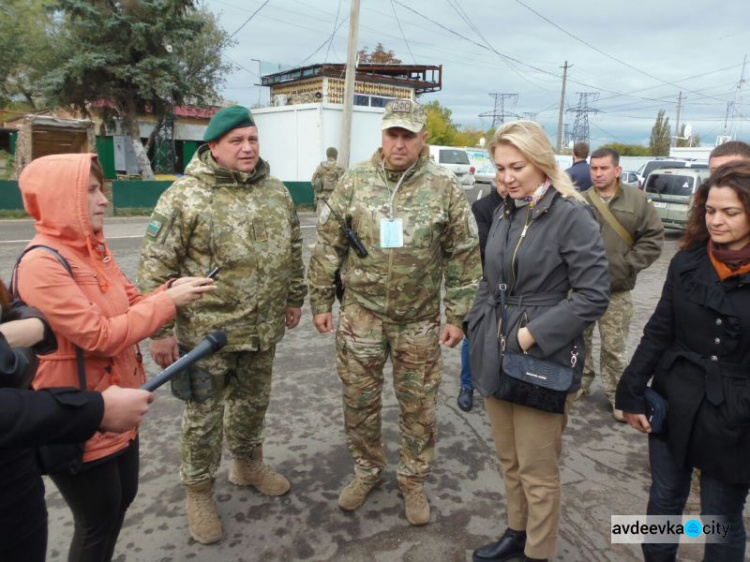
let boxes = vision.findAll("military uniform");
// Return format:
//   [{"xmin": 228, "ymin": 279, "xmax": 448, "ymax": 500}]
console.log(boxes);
[
  {"xmin": 581, "ymin": 182, "xmax": 664, "ymax": 406},
  {"xmin": 138, "ymin": 145, "xmax": 306, "ymax": 486},
  {"xmin": 308, "ymin": 145, "xmax": 481, "ymax": 486},
  {"xmin": 311, "ymin": 158, "xmax": 345, "ymax": 213}
]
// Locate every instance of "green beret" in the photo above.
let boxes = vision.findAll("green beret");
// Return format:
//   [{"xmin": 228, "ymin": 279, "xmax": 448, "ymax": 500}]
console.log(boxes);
[{"xmin": 204, "ymin": 106, "xmax": 256, "ymax": 142}]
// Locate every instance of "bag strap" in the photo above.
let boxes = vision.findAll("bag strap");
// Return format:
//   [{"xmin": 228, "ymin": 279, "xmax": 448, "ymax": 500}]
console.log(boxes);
[
  {"xmin": 11, "ymin": 245, "xmax": 86, "ymax": 390},
  {"xmin": 588, "ymin": 188, "xmax": 634, "ymax": 248}
]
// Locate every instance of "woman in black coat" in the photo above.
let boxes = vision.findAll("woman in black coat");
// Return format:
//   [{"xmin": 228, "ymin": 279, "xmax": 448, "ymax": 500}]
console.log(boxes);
[
  {"xmin": 0, "ymin": 281, "xmax": 153, "ymax": 562},
  {"xmin": 616, "ymin": 161, "xmax": 750, "ymax": 562}
]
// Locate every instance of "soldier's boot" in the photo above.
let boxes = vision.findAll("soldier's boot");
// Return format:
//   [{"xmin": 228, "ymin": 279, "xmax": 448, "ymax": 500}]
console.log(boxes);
[
  {"xmin": 398, "ymin": 475, "xmax": 430, "ymax": 526},
  {"xmin": 228, "ymin": 447, "xmax": 290, "ymax": 496},
  {"xmin": 185, "ymin": 480, "xmax": 222, "ymax": 545},
  {"xmin": 337, "ymin": 475, "xmax": 381, "ymax": 511}
]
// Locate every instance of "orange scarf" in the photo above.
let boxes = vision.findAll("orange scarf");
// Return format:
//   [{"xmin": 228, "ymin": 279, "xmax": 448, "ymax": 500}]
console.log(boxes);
[{"xmin": 708, "ymin": 241, "xmax": 750, "ymax": 280}]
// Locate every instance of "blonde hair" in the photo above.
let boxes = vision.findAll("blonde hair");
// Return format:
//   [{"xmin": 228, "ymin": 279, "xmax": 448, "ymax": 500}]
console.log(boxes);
[{"xmin": 488, "ymin": 120, "xmax": 585, "ymax": 202}]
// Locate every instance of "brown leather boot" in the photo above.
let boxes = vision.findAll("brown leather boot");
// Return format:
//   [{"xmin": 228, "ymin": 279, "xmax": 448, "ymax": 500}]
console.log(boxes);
[
  {"xmin": 185, "ymin": 480, "xmax": 222, "ymax": 545},
  {"xmin": 228, "ymin": 447, "xmax": 290, "ymax": 496},
  {"xmin": 398, "ymin": 475, "xmax": 430, "ymax": 526}
]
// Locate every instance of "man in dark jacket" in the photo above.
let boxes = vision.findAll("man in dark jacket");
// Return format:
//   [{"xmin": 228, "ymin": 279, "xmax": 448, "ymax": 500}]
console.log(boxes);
[
  {"xmin": 565, "ymin": 141, "xmax": 592, "ymax": 191},
  {"xmin": 457, "ymin": 171, "xmax": 505, "ymax": 412},
  {"xmin": 580, "ymin": 148, "xmax": 664, "ymax": 421}
]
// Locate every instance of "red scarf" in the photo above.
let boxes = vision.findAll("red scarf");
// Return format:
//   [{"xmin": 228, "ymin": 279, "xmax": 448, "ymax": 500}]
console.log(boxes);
[{"xmin": 708, "ymin": 240, "xmax": 750, "ymax": 280}]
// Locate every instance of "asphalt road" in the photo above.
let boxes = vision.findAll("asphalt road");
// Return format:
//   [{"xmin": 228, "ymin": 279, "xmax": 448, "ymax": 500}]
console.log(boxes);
[{"xmin": 0, "ymin": 194, "xmax": 745, "ymax": 561}]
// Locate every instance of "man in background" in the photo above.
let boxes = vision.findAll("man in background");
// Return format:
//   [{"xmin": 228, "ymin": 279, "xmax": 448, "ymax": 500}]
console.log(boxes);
[{"xmin": 566, "ymin": 141, "xmax": 593, "ymax": 191}]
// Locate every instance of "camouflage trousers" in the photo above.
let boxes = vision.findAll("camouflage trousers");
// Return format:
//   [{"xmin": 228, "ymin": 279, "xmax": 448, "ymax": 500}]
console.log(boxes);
[
  {"xmin": 179, "ymin": 346, "xmax": 276, "ymax": 486},
  {"xmin": 314, "ymin": 190, "xmax": 334, "ymax": 215},
  {"xmin": 582, "ymin": 290, "xmax": 634, "ymax": 405},
  {"xmin": 336, "ymin": 302, "xmax": 442, "ymax": 483}
]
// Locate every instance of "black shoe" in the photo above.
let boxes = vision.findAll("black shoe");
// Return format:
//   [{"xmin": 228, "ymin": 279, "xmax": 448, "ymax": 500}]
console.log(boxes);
[
  {"xmin": 472, "ymin": 528, "xmax": 527, "ymax": 561},
  {"xmin": 524, "ymin": 557, "xmax": 548, "ymax": 562},
  {"xmin": 457, "ymin": 387, "xmax": 474, "ymax": 412}
]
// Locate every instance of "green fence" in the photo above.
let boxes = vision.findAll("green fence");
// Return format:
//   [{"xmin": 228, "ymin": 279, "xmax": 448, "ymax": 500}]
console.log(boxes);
[
  {"xmin": 0, "ymin": 180, "xmax": 24, "ymax": 210},
  {"xmin": 0, "ymin": 179, "xmax": 314, "ymax": 211}
]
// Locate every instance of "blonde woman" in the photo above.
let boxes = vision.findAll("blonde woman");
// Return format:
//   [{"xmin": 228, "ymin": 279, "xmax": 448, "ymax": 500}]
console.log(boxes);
[{"xmin": 468, "ymin": 121, "xmax": 609, "ymax": 562}]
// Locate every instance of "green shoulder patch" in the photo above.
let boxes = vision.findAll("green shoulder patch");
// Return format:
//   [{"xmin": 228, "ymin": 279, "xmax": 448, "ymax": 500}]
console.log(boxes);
[{"xmin": 146, "ymin": 212, "xmax": 168, "ymax": 239}]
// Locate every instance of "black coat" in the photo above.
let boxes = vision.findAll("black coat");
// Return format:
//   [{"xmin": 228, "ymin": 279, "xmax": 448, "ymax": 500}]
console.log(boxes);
[
  {"xmin": 566, "ymin": 160, "xmax": 592, "ymax": 191},
  {"xmin": 616, "ymin": 244, "xmax": 750, "ymax": 484},
  {"xmin": 471, "ymin": 189, "xmax": 504, "ymax": 266},
  {"xmin": 0, "ymin": 335, "xmax": 103, "ymax": 559}
]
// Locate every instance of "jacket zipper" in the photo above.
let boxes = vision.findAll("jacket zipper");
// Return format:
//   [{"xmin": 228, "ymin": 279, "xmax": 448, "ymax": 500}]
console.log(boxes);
[{"xmin": 510, "ymin": 208, "xmax": 533, "ymax": 287}]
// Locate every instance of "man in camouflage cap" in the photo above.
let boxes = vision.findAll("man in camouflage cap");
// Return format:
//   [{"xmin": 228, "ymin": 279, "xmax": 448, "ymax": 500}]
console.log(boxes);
[
  {"xmin": 311, "ymin": 146, "xmax": 345, "ymax": 214},
  {"xmin": 137, "ymin": 105, "xmax": 306, "ymax": 544},
  {"xmin": 307, "ymin": 99, "xmax": 482, "ymax": 525}
]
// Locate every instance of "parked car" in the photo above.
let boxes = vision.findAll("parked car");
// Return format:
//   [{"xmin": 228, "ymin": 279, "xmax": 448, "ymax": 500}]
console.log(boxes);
[
  {"xmin": 474, "ymin": 161, "xmax": 496, "ymax": 185},
  {"xmin": 621, "ymin": 171, "xmax": 639, "ymax": 188},
  {"xmin": 643, "ymin": 168, "xmax": 709, "ymax": 230},
  {"xmin": 635, "ymin": 158, "xmax": 707, "ymax": 189},
  {"xmin": 429, "ymin": 145, "xmax": 475, "ymax": 188}
]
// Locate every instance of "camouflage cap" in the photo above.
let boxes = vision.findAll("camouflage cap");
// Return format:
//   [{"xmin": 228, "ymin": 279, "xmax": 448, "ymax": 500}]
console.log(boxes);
[{"xmin": 381, "ymin": 99, "xmax": 426, "ymax": 133}]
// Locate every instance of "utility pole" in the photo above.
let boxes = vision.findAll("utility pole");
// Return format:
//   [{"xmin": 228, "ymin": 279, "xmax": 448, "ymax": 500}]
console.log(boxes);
[
  {"xmin": 556, "ymin": 61, "xmax": 570, "ymax": 153},
  {"xmin": 338, "ymin": 0, "xmax": 360, "ymax": 169},
  {"xmin": 673, "ymin": 91, "xmax": 683, "ymax": 147}
]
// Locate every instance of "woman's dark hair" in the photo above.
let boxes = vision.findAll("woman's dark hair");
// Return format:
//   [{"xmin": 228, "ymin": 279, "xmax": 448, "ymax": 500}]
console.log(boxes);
[
  {"xmin": 680, "ymin": 161, "xmax": 750, "ymax": 250},
  {"xmin": 90, "ymin": 157, "xmax": 104, "ymax": 186}
]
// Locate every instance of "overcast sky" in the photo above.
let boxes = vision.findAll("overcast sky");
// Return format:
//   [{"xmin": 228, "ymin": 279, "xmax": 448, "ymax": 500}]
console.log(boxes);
[{"xmin": 204, "ymin": 0, "xmax": 749, "ymax": 149}]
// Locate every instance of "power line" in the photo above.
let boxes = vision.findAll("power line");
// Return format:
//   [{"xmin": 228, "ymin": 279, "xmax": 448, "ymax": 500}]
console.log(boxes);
[
  {"xmin": 324, "ymin": 0, "xmax": 343, "ymax": 63},
  {"xmin": 225, "ymin": 0, "xmax": 272, "ymax": 42},
  {"xmin": 389, "ymin": 0, "xmax": 417, "ymax": 64},
  {"xmin": 513, "ymin": 0, "xmax": 729, "ymax": 104}
]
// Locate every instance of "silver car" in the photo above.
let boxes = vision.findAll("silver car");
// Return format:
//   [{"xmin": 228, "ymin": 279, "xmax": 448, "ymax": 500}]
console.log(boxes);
[{"xmin": 474, "ymin": 161, "xmax": 496, "ymax": 185}]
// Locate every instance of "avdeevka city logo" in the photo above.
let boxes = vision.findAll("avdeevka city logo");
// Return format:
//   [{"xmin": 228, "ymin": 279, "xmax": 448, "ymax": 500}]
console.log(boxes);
[{"xmin": 684, "ymin": 519, "xmax": 702, "ymax": 538}]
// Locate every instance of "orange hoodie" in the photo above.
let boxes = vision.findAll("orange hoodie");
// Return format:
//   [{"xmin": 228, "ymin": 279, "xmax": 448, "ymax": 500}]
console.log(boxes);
[{"xmin": 17, "ymin": 154, "xmax": 176, "ymax": 462}]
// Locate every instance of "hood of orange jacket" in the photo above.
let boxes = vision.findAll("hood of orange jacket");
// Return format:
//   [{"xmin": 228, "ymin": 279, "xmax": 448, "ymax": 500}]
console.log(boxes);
[{"xmin": 19, "ymin": 154, "xmax": 112, "ymax": 290}]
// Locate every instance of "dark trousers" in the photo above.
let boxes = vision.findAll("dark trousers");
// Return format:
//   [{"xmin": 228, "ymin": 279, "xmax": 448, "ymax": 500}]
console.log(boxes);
[
  {"xmin": 460, "ymin": 336, "xmax": 473, "ymax": 390},
  {"xmin": 51, "ymin": 438, "xmax": 139, "ymax": 562},
  {"xmin": 643, "ymin": 435, "xmax": 749, "ymax": 562}
]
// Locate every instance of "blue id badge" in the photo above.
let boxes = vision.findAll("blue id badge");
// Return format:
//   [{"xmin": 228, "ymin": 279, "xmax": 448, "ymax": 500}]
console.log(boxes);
[{"xmin": 380, "ymin": 218, "xmax": 404, "ymax": 248}]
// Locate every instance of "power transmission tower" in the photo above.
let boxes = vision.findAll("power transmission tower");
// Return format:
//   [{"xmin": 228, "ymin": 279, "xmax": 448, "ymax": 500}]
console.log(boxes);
[
  {"xmin": 567, "ymin": 92, "xmax": 600, "ymax": 146},
  {"xmin": 479, "ymin": 93, "xmax": 518, "ymax": 128}
]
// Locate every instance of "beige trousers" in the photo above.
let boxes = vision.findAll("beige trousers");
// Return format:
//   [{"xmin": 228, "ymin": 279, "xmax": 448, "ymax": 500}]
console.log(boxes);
[{"xmin": 484, "ymin": 396, "xmax": 572, "ymax": 559}]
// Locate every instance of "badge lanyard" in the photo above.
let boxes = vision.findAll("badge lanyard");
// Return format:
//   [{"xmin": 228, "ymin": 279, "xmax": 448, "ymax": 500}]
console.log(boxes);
[{"xmin": 380, "ymin": 162, "xmax": 416, "ymax": 248}]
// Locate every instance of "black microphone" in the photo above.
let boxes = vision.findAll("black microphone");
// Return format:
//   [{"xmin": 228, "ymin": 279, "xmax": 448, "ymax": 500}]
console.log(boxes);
[{"xmin": 140, "ymin": 330, "xmax": 227, "ymax": 392}]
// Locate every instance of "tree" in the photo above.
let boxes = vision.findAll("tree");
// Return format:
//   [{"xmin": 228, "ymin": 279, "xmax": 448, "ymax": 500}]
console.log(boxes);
[
  {"xmin": 358, "ymin": 43, "xmax": 401, "ymax": 64},
  {"xmin": 0, "ymin": 0, "xmax": 63, "ymax": 110},
  {"xmin": 43, "ymin": 0, "xmax": 232, "ymax": 179},
  {"xmin": 600, "ymin": 142, "xmax": 651, "ymax": 157},
  {"xmin": 424, "ymin": 100, "xmax": 458, "ymax": 145},
  {"xmin": 649, "ymin": 109, "xmax": 671, "ymax": 156}
]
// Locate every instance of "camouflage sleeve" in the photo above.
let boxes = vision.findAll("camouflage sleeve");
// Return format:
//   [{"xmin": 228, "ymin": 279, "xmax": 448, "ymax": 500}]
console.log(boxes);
[
  {"xmin": 311, "ymin": 164, "xmax": 323, "ymax": 192},
  {"xmin": 441, "ymin": 181, "xmax": 482, "ymax": 328},
  {"xmin": 136, "ymin": 184, "xmax": 190, "ymax": 339},
  {"xmin": 285, "ymin": 189, "xmax": 307, "ymax": 308},
  {"xmin": 306, "ymin": 173, "xmax": 351, "ymax": 315}
]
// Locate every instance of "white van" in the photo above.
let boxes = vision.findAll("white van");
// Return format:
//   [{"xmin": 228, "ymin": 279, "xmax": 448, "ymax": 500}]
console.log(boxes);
[{"xmin": 428, "ymin": 145, "xmax": 475, "ymax": 188}]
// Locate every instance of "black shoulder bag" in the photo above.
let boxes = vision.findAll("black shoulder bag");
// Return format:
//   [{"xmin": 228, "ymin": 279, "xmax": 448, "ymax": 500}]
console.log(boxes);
[
  {"xmin": 495, "ymin": 283, "xmax": 577, "ymax": 414},
  {"xmin": 11, "ymin": 245, "xmax": 87, "ymax": 475}
]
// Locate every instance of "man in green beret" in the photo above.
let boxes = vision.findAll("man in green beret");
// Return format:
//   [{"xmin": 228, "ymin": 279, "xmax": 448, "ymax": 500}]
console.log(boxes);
[{"xmin": 137, "ymin": 105, "xmax": 306, "ymax": 545}]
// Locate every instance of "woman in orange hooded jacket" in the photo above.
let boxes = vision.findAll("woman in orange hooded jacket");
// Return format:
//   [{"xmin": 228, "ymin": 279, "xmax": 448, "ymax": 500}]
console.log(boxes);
[{"xmin": 16, "ymin": 154, "xmax": 214, "ymax": 562}]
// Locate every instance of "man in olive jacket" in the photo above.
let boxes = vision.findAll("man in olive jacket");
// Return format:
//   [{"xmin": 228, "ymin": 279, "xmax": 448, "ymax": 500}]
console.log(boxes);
[{"xmin": 581, "ymin": 148, "xmax": 664, "ymax": 420}]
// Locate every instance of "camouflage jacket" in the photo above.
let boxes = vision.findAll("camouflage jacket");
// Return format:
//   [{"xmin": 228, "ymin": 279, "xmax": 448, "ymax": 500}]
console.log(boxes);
[
  {"xmin": 311, "ymin": 159, "xmax": 345, "ymax": 193},
  {"xmin": 307, "ymin": 147, "xmax": 481, "ymax": 327},
  {"xmin": 137, "ymin": 145, "xmax": 306, "ymax": 352}
]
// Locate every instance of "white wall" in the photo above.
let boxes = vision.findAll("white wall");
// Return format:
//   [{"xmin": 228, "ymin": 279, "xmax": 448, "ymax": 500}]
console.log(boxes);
[{"xmin": 253, "ymin": 103, "xmax": 383, "ymax": 182}]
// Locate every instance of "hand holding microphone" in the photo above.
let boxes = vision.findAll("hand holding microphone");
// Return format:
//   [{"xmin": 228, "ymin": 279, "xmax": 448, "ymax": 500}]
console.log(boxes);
[{"xmin": 141, "ymin": 330, "xmax": 228, "ymax": 392}]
